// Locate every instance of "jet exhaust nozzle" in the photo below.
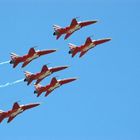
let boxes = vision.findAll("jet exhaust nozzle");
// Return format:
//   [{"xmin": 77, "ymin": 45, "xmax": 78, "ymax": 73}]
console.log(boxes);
[
  {"xmin": 24, "ymin": 78, "xmax": 27, "ymax": 82},
  {"xmin": 10, "ymin": 60, "xmax": 13, "ymax": 64},
  {"xmin": 34, "ymin": 91, "xmax": 37, "ymax": 94}
]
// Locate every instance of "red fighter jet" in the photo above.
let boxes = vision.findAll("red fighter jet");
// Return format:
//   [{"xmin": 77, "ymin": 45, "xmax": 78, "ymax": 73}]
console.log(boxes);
[
  {"xmin": 34, "ymin": 77, "xmax": 77, "ymax": 97},
  {"xmin": 68, "ymin": 37, "xmax": 112, "ymax": 58},
  {"xmin": 0, "ymin": 102, "xmax": 40, "ymax": 123},
  {"xmin": 10, "ymin": 47, "xmax": 56, "ymax": 68},
  {"xmin": 24, "ymin": 64, "xmax": 69, "ymax": 85},
  {"xmin": 53, "ymin": 18, "xmax": 98, "ymax": 40}
]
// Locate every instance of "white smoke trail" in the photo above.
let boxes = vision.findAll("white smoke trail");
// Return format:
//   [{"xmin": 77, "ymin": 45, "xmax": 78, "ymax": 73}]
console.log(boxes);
[
  {"xmin": 0, "ymin": 78, "xmax": 24, "ymax": 88},
  {"xmin": 0, "ymin": 60, "xmax": 10, "ymax": 65}
]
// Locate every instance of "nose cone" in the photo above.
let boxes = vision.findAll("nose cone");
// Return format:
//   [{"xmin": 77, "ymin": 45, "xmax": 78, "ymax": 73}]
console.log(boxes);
[
  {"xmin": 60, "ymin": 77, "xmax": 77, "ymax": 85},
  {"xmin": 51, "ymin": 65, "xmax": 69, "ymax": 73},
  {"xmin": 67, "ymin": 78, "xmax": 77, "ymax": 82},
  {"xmin": 24, "ymin": 103, "xmax": 41, "ymax": 110},
  {"xmin": 91, "ymin": 20, "xmax": 98, "ymax": 24},
  {"xmin": 105, "ymin": 38, "xmax": 112, "ymax": 42},
  {"xmin": 45, "ymin": 49, "xmax": 57, "ymax": 54},
  {"xmin": 50, "ymin": 49, "xmax": 57, "ymax": 53},
  {"xmin": 27, "ymin": 103, "xmax": 40, "ymax": 109},
  {"xmin": 62, "ymin": 65, "xmax": 69, "ymax": 69},
  {"xmin": 30, "ymin": 103, "xmax": 41, "ymax": 108}
]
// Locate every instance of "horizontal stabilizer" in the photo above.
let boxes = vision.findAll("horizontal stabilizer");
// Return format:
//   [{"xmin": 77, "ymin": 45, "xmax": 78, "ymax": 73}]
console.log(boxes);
[
  {"xmin": 10, "ymin": 53, "xmax": 19, "ymax": 59},
  {"xmin": 53, "ymin": 25, "xmax": 61, "ymax": 31},
  {"xmin": 68, "ymin": 43, "xmax": 77, "ymax": 49},
  {"xmin": 24, "ymin": 71, "xmax": 33, "ymax": 78},
  {"xmin": 12, "ymin": 102, "xmax": 20, "ymax": 110}
]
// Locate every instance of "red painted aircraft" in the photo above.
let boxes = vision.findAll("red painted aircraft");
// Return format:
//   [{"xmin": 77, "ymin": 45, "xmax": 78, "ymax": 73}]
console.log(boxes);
[
  {"xmin": 0, "ymin": 102, "xmax": 40, "ymax": 123},
  {"xmin": 53, "ymin": 18, "xmax": 98, "ymax": 40},
  {"xmin": 34, "ymin": 77, "xmax": 77, "ymax": 97},
  {"xmin": 10, "ymin": 47, "xmax": 56, "ymax": 68},
  {"xmin": 24, "ymin": 65, "xmax": 69, "ymax": 85},
  {"xmin": 68, "ymin": 37, "xmax": 111, "ymax": 58}
]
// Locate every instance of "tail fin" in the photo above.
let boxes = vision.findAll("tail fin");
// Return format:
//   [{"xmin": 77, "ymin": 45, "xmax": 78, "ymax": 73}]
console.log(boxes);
[
  {"xmin": 0, "ymin": 110, "xmax": 5, "ymax": 123},
  {"xmin": 68, "ymin": 43, "xmax": 77, "ymax": 50},
  {"xmin": 34, "ymin": 84, "xmax": 42, "ymax": 91},
  {"xmin": 24, "ymin": 71, "xmax": 33, "ymax": 79},
  {"xmin": 53, "ymin": 24, "xmax": 61, "ymax": 31},
  {"xmin": 34, "ymin": 84, "xmax": 44, "ymax": 97},
  {"xmin": 10, "ymin": 53, "xmax": 19, "ymax": 61},
  {"xmin": 0, "ymin": 110, "xmax": 4, "ymax": 114},
  {"xmin": 68, "ymin": 43, "xmax": 80, "ymax": 57},
  {"xmin": 10, "ymin": 53, "xmax": 20, "ymax": 68}
]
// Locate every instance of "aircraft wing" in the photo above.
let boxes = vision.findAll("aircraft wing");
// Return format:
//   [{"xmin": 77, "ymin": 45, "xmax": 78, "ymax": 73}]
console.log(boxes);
[
  {"xmin": 64, "ymin": 32, "xmax": 73, "ymax": 40},
  {"xmin": 22, "ymin": 60, "xmax": 32, "ymax": 68},
  {"xmin": 56, "ymin": 34, "xmax": 62, "ymax": 40},
  {"xmin": 79, "ymin": 51, "xmax": 88, "ymax": 58},
  {"xmin": 35, "ymin": 78, "xmax": 44, "ymax": 85},
  {"xmin": 45, "ymin": 91, "xmax": 50, "ymax": 97},
  {"xmin": 13, "ymin": 62, "xmax": 19, "ymax": 68},
  {"xmin": 50, "ymin": 77, "xmax": 57, "ymax": 86},
  {"xmin": 28, "ymin": 48, "xmax": 36, "ymax": 56},
  {"xmin": 12, "ymin": 102, "xmax": 20, "ymax": 110},
  {"xmin": 7, "ymin": 116, "xmax": 16, "ymax": 123},
  {"xmin": 45, "ymin": 88, "xmax": 51, "ymax": 97},
  {"xmin": 41, "ymin": 65, "xmax": 49, "ymax": 73},
  {"xmin": 70, "ymin": 18, "xmax": 78, "ymax": 27},
  {"xmin": 27, "ymin": 79, "xmax": 33, "ymax": 85},
  {"xmin": 37, "ymin": 92, "xmax": 43, "ymax": 97},
  {"xmin": 85, "ymin": 37, "xmax": 92, "ymax": 45}
]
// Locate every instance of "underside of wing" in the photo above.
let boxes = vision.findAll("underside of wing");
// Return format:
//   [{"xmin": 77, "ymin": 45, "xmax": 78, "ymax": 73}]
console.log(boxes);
[
  {"xmin": 35, "ymin": 78, "xmax": 44, "ymax": 85},
  {"xmin": 79, "ymin": 51, "xmax": 88, "ymax": 58},
  {"xmin": 12, "ymin": 102, "xmax": 20, "ymax": 110},
  {"xmin": 41, "ymin": 65, "xmax": 49, "ymax": 73},
  {"xmin": 7, "ymin": 116, "xmax": 16, "ymax": 123},
  {"xmin": 85, "ymin": 37, "xmax": 92, "ymax": 45},
  {"xmin": 22, "ymin": 60, "xmax": 32, "ymax": 68},
  {"xmin": 50, "ymin": 77, "xmax": 57, "ymax": 86},
  {"xmin": 64, "ymin": 32, "xmax": 73, "ymax": 40},
  {"xmin": 70, "ymin": 18, "xmax": 78, "ymax": 27},
  {"xmin": 28, "ymin": 48, "xmax": 36, "ymax": 56}
]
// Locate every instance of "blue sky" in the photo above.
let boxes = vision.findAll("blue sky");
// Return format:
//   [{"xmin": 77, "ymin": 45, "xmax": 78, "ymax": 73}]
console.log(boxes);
[{"xmin": 0, "ymin": 0, "xmax": 140, "ymax": 139}]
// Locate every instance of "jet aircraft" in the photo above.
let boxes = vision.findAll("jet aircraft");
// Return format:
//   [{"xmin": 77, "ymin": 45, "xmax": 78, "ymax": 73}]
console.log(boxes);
[
  {"xmin": 0, "ymin": 102, "xmax": 40, "ymax": 123},
  {"xmin": 10, "ymin": 47, "xmax": 56, "ymax": 68},
  {"xmin": 53, "ymin": 18, "xmax": 98, "ymax": 40},
  {"xmin": 34, "ymin": 77, "xmax": 77, "ymax": 97},
  {"xmin": 24, "ymin": 65, "xmax": 69, "ymax": 85},
  {"xmin": 68, "ymin": 37, "xmax": 111, "ymax": 57}
]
